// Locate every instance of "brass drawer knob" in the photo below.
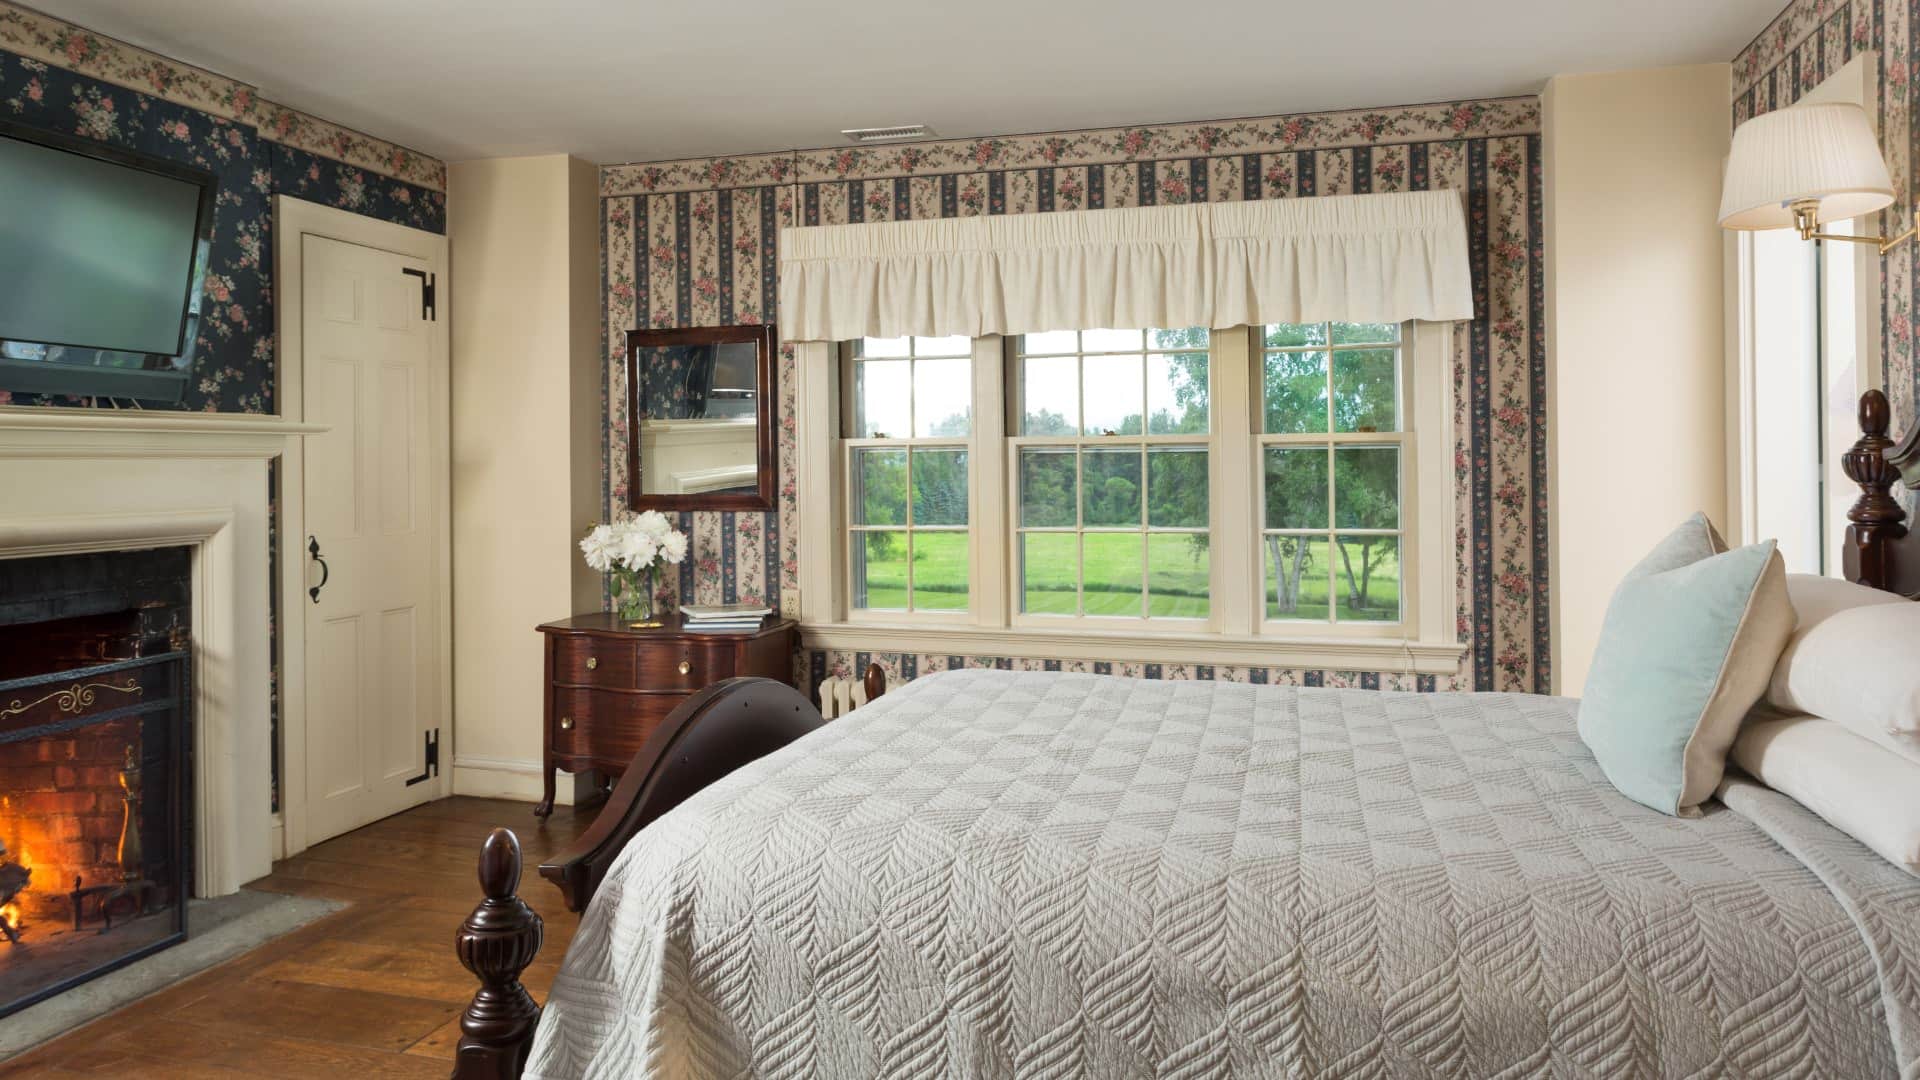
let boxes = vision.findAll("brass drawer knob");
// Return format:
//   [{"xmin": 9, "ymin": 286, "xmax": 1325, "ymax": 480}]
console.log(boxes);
[
  {"xmin": 677, "ymin": 659, "xmax": 691, "ymax": 675},
  {"xmin": 559, "ymin": 716, "xmax": 574, "ymax": 731},
  {"xmin": 586, "ymin": 656, "xmax": 598, "ymax": 670}
]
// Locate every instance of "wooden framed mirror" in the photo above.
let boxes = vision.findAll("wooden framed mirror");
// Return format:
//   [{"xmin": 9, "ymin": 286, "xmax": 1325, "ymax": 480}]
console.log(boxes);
[{"xmin": 624, "ymin": 323, "xmax": 777, "ymax": 512}]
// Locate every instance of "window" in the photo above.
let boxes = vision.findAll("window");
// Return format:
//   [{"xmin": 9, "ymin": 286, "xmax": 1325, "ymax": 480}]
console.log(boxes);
[
  {"xmin": 844, "ymin": 336, "xmax": 973, "ymax": 614},
  {"xmin": 1012, "ymin": 328, "xmax": 1211, "ymax": 621},
  {"xmin": 1258, "ymin": 322, "xmax": 1405, "ymax": 626},
  {"xmin": 801, "ymin": 321, "xmax": 1459, "ymax": 671}
]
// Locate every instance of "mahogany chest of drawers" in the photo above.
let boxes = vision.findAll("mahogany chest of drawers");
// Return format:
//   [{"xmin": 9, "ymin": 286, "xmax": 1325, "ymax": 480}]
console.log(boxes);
[{"xmin": 531, "ymin": 613, "xmax": 796, "ymax": 817}]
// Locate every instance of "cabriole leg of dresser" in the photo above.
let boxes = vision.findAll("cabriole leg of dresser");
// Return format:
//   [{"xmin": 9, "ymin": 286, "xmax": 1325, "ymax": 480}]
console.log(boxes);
[{"xmin": 532, "ymin": 760, "xmax": 556, "ymax": 818}]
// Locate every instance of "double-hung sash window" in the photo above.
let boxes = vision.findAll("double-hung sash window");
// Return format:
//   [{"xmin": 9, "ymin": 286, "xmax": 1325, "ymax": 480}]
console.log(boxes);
[
  {"xmin": 805, "ymin": 321, "xmax": 1456, "ymax": 671},
  {"xmin": 1011, "ymin": 328, "xmax": 1212, "ymax": 622},
  {"xmin": 1258, "ymin": 322, "xmax": 1407, "ymax": 629},
  {"xmin": 844, "ymin": 336, "xmax": 973, "ymax": 616}
]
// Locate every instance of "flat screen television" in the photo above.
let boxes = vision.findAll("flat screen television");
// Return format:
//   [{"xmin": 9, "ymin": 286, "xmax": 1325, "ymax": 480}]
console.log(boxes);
[{"xmin": 0, "ymin": 118, "xmax": 217, "ymax": 404}]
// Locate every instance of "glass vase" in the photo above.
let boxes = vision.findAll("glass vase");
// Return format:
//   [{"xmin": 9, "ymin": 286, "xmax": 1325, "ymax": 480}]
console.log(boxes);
[{"xmin": 617, "ymin": 563, "xmax": 661, "ymax": 627}]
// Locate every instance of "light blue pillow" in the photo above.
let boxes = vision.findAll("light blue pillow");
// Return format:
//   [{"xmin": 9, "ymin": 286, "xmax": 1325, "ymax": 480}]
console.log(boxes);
[{"xmin": 1578, "ymin": 513, "xmax": 1795, "ymax": 816}]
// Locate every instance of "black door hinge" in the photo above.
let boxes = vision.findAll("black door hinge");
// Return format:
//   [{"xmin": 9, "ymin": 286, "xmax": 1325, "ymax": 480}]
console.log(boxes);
[
  {"xmin": 402, "ymin": 267, "xmax": 436, "ymax": 321},
  {"xmin": 405, "ymin": 727, "xmax": 440, "ymax": 786}
]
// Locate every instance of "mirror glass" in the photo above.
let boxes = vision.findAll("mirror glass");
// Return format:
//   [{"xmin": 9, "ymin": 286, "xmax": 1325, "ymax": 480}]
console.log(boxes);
[{"xmin": 634, "ymin": 339, "xmax": 764, "ymax": 499}]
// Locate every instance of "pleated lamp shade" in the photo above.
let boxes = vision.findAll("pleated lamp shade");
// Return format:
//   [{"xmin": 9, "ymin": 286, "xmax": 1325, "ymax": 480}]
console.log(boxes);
[{"xmin": 1719, "ymin": 102, "xmax": 1895, "ymax": 230}]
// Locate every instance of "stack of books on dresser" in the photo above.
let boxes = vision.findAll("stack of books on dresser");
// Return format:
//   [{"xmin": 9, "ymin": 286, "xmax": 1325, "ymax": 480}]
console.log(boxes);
[{"xmin": 680, "ymin": 603, "xmax": 771, "ymax": 633}]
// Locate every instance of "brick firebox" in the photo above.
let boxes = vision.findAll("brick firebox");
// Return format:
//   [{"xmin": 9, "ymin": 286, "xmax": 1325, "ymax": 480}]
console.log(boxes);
[{"xmin": 0, "ymin": 548, "xmax": 193, "ymax": 1017}]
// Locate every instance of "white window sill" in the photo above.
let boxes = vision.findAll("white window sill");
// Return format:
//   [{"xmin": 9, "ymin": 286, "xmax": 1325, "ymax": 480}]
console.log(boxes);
[{"xmin": 798, "ymin": 621, "xmax": 1467, "ymax": 675}]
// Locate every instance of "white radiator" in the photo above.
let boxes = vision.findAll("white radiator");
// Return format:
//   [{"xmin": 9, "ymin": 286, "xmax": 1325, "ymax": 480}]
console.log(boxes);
[{"xmin": 818, "ymin": 666, "xmax": 889, "ymax": 719}]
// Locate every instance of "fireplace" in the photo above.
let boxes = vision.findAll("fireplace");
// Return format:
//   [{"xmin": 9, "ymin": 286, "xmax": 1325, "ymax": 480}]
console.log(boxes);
[{"xmin": 0, "ymin": 562, "xmax": 192, "ymax": 1018}]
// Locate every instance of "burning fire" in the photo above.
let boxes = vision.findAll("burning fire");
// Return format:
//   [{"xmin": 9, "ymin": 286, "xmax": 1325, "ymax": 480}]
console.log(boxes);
[{"xmin": 1, "ymin": 796, "xmax": 31, "ymax": 936}]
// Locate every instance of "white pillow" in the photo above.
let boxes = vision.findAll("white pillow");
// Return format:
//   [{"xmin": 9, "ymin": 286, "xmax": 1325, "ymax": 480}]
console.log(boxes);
[
  {"xmin": 1767, "ymin": 574, "xmax": 1920, "ymax": 753},
  {"xmin": 1732, "ymin": 708, "xmax": 1920, "ymax": 875}
]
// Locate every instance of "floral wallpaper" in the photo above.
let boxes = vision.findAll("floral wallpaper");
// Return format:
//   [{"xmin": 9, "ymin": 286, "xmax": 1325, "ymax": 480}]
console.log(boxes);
[
  {"xmin": 602, "ymin": 97, "xmax": 1548, "ymax": 693},
  {"xmin": 797, "ymin": 652, "xmax": 1445, "ymax": 707},
  {"xmin": 1734, "ymin": 0, "xmax": 1916, "ymax": 430},
  {"xmin": 0, "ymin": 1, "xmax": 445, "ymax": 414}
]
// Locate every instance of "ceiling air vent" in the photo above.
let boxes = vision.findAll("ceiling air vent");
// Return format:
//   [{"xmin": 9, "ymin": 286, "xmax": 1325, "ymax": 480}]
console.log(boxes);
[{"xmin": 841, "ymin": 124, "xmax": 935, "ymax": 144}]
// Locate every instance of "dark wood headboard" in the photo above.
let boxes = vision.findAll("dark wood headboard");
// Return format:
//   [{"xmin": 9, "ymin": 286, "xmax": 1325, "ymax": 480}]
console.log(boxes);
[{"xmin": 1843, "ymin": 388, "xmax": 1920, "ymax": 597}]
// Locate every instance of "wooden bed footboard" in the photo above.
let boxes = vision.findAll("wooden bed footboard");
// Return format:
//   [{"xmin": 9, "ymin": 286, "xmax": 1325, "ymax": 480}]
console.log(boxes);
[{"xmin": 451, "ymin": 665, "xmax": 884, "ymax": 1078}]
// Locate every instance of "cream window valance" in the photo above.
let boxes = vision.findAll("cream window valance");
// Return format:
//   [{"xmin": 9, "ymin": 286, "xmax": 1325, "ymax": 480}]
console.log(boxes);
[{"xmin": 776, "ymin": 189, "xmax": 1474, "ymax": 341}]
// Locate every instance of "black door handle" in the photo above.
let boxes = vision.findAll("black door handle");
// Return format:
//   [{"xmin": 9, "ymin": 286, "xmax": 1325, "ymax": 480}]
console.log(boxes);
[{"xmin": 308, "ymin": 535, "xmax": 330, "ymax": 603}]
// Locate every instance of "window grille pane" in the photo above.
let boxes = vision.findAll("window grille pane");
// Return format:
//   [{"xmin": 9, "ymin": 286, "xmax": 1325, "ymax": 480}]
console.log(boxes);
[
  {"xmin": 1264, "ymin": 535, "xmax": 1331, "ymax": 621},
  {"xmin": 1019, "ymin": 448, "xmax": 1077, "ymax": 527},
  {"xmin": 1263, "ymin": 448, "xmax": 1329, "ymax": 530},
  {"xmin": 1082, "ymin": 327, "xmax": 1144, "ymax": 352},
  {"xmin": 913, "ymin": 532, "xmax": 969, "ymax": 612},
  {"xmin": 914, "ymin": 335, "xmax": 970, "ymax": 356},
  {"xmin": 1147, "ymin": 448, "xmax": 1208, "ymax": 528},
  {"xmin": 1082, "ymin": 448, "xmax": 1142, "ymax": 527},
  {"xmin": 1082, "ymin": 353, "xmax": 1144, "ymax": 435},
  {"xmin": 1021, "ymin": 355, "xmax": 1079, "ymax": 434},
  {"xmin": 853, "ymin": 531, "xmax": 908, "ymax": 610},
  {"xmin": 1149, "ymin": 327, "xmax": 1211, "ymax": 351},
  {"xmin": 1264, "ymin": 323, "xmax": 1328, "ymax": 348},
  {"xmin": 1334, "ymin": 536, "xmax": 1400, "ymax": 621},
  {"xmin": 1333, "ymin": 446, "xmax": 1399, "ymax": 530},
  {"xmin": 861, "ymin": 336, "xmax": 911, "ymax": 358},
  {"xmin": 854, "ymin": 358, "xmax": 911, "ymax": 438},
  {"xmin": 1148, "ymin": 352, "xmax": 1209, "ymax": 434},
  {"xmin": 1081, "ymin": 533, "xmax": 1143, "ymax": 615},
  {"xmin": 1330, "ymin": 322, "xmax": 1399, "ymax": 345},
  {"xmin": 1022, "ymin": 329, "xmax": 1079, "ymax": 355},
  {"xmin": 1147, "ymin": 534, "xmax": 1209, "ymax": 618},
  {"xmin": 1021, "ymin": 532, "xmax": 1078, "ymax": 613},
  {"xmin": 1261, "ymin": 351, "xmax": 1330, "ymax": 434},
  {"xmin": 913, "ymin": 357, "xmax": 973, "ymax": 436},
  {"xmin": 1332, "ymin": 349, "xmax": 1398, "ymax": 433},
  {"xmin": 912, "ymin": 449, "xmax": 969, "ymax": 525},
  {"xmin": 852, "ymin": 448, "xmax": 907, "ymax": 525}
]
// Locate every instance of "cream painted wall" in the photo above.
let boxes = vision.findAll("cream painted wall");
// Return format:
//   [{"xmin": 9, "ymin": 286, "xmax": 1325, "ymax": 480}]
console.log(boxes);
[
  {"xmin": 1544, "ymin": 63, "xmax": 1732, "ymax": 694},
  {"xmin": 449, "ymin": 154, "xmax": 604, "ymax": 802}
]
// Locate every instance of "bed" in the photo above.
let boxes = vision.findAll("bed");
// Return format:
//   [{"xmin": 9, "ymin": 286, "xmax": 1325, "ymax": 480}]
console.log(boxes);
[{"xmin": 450, "ymin": 390, "xmax": 1920, "ymax": 1079}]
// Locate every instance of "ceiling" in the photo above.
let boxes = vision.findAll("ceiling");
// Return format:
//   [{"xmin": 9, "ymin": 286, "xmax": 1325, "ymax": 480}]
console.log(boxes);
[{"xmin": 34, "ymin": 0, "xmax": 1785, "ymax": 165}]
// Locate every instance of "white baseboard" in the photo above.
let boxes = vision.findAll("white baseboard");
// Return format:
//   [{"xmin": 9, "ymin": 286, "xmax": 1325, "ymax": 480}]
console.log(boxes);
[
  {"xmin": 452, "ymin": 754, "xmax": 579, "ymax": 805},
  {"xmin": 269, "ymin": 812, "xmax": 285, "ymax": 862}
]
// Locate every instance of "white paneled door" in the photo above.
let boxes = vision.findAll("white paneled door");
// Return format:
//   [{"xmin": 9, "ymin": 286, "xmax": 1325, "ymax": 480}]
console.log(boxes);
[{"xmin": 302, "ymin": 234, "xmax": 441, "ymax": 842}]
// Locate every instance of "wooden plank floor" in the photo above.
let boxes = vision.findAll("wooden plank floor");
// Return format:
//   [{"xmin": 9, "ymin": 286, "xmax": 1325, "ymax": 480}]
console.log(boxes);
[{"xmin": 0, "ymin": 796, "xmax": 594, "ymax": 1079}]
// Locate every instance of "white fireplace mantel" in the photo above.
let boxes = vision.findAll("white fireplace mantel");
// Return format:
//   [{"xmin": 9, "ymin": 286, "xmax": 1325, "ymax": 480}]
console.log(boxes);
[{"xmin": 0, "ymin": 405, "xmax": 323, "ymax": 895}]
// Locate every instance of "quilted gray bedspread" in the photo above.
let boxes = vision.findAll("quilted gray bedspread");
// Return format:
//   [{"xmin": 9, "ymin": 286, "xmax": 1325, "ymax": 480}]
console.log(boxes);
[{"xmin": 527, "ymin": 670, "xmax": 1920, "ymax": 1079}]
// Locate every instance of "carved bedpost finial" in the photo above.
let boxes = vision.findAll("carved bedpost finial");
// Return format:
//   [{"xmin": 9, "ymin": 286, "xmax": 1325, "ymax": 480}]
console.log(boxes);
[
  {"xmin": 863, "ymin": 662, "xmax": 888, "ymax": 704},
  {"xmin": 1843, "ymin": 389, "xmax": 1910, "ymax": 590},
  {"xmin": 453, "ymin": 828, "xmax": 544, "ymax": 1080},
  {"xmin": 1861, "ymin": 387, "xmax": 1892, "ymax": 439}
]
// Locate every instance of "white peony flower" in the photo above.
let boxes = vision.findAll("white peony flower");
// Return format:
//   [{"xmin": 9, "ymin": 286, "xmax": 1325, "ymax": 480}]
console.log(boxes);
[
  {"xmin": 635, "ymin": 509, "xmax": 672, "ymax": 540},
  {"xmin": 614, "ymin": 527, "xmax": 658, "ymax": 571},
  {"xmin": 661, "ymin": 530, "xmax": 688, "ymax": 565},
  {"xmin": 579, "ymin": 524, "xmax": 614, "ymax": 572}
]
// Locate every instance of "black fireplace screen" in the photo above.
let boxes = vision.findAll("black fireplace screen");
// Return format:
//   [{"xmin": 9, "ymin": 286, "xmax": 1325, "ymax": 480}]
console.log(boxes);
[{"xmin": 0, "ymin": 650, "xmax": 190, "ymax": 1018}]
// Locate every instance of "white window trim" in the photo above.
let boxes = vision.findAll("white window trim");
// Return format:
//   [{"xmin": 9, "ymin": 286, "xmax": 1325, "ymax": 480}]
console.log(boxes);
[
  {"xmin": 1724, "ymin": 53, "xmax": 1884, "ymax": 568},
  {"xmin": 793, "ymin": 324, "xmax": 1463, "ymax": 675}
]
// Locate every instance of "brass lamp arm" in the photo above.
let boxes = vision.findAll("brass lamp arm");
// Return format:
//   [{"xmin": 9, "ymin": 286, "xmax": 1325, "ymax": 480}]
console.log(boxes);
[
  {"xmin": 1805, "ymin": 228, "xmax": 1918, "ymax": 255},
  {"xmin": 1792, "ymin": 197, "xmax": 1920, "ymax": 254}
]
